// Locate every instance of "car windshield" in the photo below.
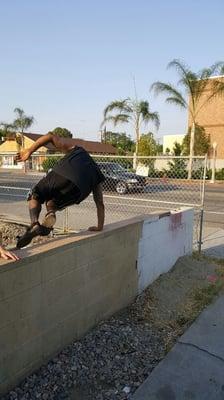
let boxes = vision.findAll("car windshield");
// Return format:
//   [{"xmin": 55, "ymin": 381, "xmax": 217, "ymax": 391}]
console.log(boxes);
[
  {"xmin": 110, "ymin": 164, "xmax": 125, "ymax": 172},
  {"xmin": 98, "ymin": 163, "xmax": 126, "ymax": 173}
]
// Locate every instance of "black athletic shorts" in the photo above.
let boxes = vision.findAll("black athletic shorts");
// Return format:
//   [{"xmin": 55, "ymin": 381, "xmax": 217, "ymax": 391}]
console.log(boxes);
[{"xmin": 28, "ymin": 171, "xmax": 81, "ymax": 210}]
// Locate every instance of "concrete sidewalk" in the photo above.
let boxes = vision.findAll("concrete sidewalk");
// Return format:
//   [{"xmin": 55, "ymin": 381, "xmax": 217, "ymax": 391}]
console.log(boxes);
[
  {"xmin": 132, "ymin": 294, "xmax": 224, "ymax": 400},
  {"xmin": 202, "ymin": 226, "xmax": 224, "ymax": 258}
]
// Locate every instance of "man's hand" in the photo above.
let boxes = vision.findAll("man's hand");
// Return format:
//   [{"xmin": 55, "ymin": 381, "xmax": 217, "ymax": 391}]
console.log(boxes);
[
  {"xmin": 88, "ymin": 226, "xmax": 103, "ymax": 232},
  {"xmin": 0, "ymin": 246, "xmax": 20, "ymax": 261},
  {"xmin": 15, "ymin": 149, "xmax": 31, "ymax": 162}
]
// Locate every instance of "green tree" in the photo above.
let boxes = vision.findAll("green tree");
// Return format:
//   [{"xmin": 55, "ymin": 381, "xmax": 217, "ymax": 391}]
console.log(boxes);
[
  {"xmin": 138, "ymin": 133, "xmax": 157, "ymax": 156},
  {"xmin": 172, "ymin": 141, "xmax": 182, "ymax": 156},
  {"xmin": 137, "ymin": 132, "xmax": 158, "ymax": 172},
  {"xmin": 101, "ymin": 98, "xmax": 160, "ymax": 155},
  {"xmin": 151, "ymin": 59, "xmax": 224, "ymax": 178},
  {"xmin": 182, "ymin": 124, "xmax": 210, "ymax": 155},
  {"xmin": 167, "ymin": 141, "xmax": 187, "ymax": 178},
  {"xmin": 156, "ymin": 143, "xmax": 163, "ymax": 155},
  {"xmin": 13, "ymin": 107, "xmax": 34, "ymax": 148},
  {"xmin": 165, "ymin": 147, "xmax": 171, "ymax": 155},
  {"xmin": 102, "ymin": 131, "xmax": 134, "ymax": 154},
  {"xmin": 52, "ymin": 127, "xmax": 72, "ymax": 138},
  {"xmin": 0, "ymin": 123, "xmax": 15, "ymax": 140}
]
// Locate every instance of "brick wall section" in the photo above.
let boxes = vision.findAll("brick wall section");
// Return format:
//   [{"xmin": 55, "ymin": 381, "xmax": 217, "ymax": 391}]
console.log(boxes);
[
  {"xmin": 188, "ymin": 77, "xmax": 224, "ymax": 158},
  {"xmin": 0, "ymin": 221, "xmax": 141, "ymax": 395}
]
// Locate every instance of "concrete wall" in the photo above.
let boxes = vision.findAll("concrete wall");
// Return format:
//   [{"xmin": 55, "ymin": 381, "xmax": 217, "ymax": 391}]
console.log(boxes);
[
  {"xmin": 137, "ymin": 209, "xmax": 193, "ymax": 292},
  {"xmin": 0, "ymin": 209, "xmax": 193, "ymax": 394}
]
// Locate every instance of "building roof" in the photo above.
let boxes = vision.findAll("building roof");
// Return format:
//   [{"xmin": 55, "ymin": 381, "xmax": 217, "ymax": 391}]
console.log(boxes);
[{"xmin": 23, "ymin": 133, "xmax": 117, "ymax": 154}]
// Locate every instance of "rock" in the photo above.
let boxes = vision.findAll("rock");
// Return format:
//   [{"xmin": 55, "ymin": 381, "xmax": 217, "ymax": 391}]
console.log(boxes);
[{"xmin": 122, "ymin": 386, "xmax": 131, "ymax": 394}]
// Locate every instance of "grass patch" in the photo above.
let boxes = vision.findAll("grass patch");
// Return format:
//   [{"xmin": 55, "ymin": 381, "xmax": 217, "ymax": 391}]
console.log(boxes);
[
  {"xmin": 175, "ymin": 276, "xmax": 224, "ymax": 330},
  {"xmin": 162, "ymin": 259, "xmax": 224, "ymax": 353}
]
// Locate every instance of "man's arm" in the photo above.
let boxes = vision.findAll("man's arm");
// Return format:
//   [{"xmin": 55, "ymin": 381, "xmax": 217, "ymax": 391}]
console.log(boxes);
[
  {"xmin": 88, "ymin": 184, "xmax": 105, "ymax": 232},
  {"xmin": 15, "ymin": 132, "xmax": 75, "ymax": 162}
]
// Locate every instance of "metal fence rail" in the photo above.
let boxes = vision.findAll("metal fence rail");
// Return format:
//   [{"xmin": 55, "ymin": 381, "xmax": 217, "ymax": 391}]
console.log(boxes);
[{"xmin": 0, "ymin": 152, "xmax": 207, "ymax": 250}]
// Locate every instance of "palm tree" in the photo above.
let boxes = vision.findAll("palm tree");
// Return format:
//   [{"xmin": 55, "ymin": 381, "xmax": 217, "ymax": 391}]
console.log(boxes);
[
  {"xmin": 101, "ymin": 98, "xmax": 160, "ymax": 155},
  {"xmin": 13, "ymin": 107, "xmax": 34, "ymax": 148},
  {"xmin": 151, "ymin": 59, "xmax": 224, "ymax": 178}
]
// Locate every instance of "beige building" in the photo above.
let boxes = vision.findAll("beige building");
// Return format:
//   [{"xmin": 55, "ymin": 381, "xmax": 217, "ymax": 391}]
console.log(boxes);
[{"xmin": 188, "ymin": 75, "xmax": 224, "ymax": 167}]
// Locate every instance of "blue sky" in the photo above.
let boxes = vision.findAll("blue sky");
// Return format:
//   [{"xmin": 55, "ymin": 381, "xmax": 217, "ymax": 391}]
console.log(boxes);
[{"xmin": 0, "ymin": 0, "xmax": 223, "ymax": 141}]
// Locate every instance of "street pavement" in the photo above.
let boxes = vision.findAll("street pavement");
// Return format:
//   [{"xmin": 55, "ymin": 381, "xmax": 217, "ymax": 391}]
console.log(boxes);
[{"xmin": 0, "ymin": 171, "xmax": 224, "ymax": 253}]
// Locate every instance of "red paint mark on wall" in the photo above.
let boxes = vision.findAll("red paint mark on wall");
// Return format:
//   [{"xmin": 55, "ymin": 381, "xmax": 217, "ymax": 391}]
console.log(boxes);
[{"xmin": 169, "ymin": 213, "xmax": 182, "ymax": 231}]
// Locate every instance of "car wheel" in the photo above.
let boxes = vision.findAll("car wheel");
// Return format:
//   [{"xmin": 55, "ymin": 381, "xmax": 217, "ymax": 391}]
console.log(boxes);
[{"xmin": 116, "ymin": 181, "xmax": 127, "ymax": 194}]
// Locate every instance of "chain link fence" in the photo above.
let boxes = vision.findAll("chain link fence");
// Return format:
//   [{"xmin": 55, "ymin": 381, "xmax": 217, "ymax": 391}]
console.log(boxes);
[{"xmin": 0, "ymin": 152, "xmax": 207, "ymax": 250}]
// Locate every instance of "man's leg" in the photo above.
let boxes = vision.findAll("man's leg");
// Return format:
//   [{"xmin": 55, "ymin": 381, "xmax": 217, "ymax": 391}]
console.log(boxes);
[
  {"xmin": 29, "ymin": 197, "xmax": 42, "ymax": 224},
  {"xmin": 17, "ymin": 187, "xmax": 52, "ymax": 249},
  {"xmin": 42, "ymin": 199, "xmax": 57, "ymax": 228}
]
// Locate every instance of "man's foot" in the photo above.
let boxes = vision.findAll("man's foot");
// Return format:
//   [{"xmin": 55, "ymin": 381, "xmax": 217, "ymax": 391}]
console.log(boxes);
[
  {"xmin": 16, "ymin": 222, "xmax": 52, "ymax": 249},
  {"xmin": 42, "ymin": 211, "xmax": 56, "ymax": 229}
]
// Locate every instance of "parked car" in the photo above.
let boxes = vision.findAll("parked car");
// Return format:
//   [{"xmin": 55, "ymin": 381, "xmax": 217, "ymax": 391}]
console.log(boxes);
[{"xmin": 97, "ymin": 162, "xmax": 146, "ymax": 194}]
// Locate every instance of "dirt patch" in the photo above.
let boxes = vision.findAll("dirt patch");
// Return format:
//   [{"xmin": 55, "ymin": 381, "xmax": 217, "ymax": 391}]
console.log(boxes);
[{"xmin": 125, "ymin": 254, "xmax": 224, "ymax": 352}]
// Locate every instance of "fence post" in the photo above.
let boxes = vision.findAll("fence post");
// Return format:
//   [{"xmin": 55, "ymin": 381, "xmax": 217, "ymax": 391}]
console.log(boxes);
[
  {"xmin": 198, "ymin": 209, "xmax": 204, "ymax": 254},
  {"xmin": 198, "ymin": 154, "xmax": 207, "ymax": 253},
  {"xmin": 63, "ymin": 208, "xmax": 69, "ymax": 233},
  {"xmin": 133, "ymin": 152, "xmax": 137, "ymax": 170}
]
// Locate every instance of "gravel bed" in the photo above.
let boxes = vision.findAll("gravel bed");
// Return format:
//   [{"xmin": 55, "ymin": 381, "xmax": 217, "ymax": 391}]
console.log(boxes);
[{"xmin": 2, "ymin": 295, "xmax": 167, "ymax": 400}]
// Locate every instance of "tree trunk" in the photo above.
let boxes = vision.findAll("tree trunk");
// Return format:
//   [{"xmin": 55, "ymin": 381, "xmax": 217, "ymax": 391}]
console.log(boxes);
[
  {"xmin": 135, "ymin": 118, "xmax": 140, "ymax": 156},
  {"xmin": 188, "ymin": 122, "xmax": 195, "ymax": 179}
]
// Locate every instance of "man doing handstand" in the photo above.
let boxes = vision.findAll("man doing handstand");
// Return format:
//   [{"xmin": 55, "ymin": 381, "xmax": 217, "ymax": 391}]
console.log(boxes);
[{"xmin": 16, "ymin": 132, "xmax": 105, "ymax": 248}]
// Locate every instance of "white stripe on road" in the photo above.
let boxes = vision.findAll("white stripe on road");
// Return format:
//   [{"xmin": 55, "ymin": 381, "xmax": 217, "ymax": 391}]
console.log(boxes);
[
  {"xmin": 205, "ymin": 210, "xmax": 224, "ymax": 215},
  {"xmin": 0, "ymin": 193, "xmax": 25, "ymax": 198},
  {"xmin": 0, "ymin": 186, "xmax": 29, "ymax": 190}
]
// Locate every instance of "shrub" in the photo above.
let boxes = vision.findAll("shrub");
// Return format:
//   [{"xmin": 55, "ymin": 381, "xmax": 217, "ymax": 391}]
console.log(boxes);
[
  {"xmin": 42, "ymin": 156, "xmax": 62, "ymax": 172},
  {"xmin": 215, "ymin": 168, "xmax": 224, "ymax": 180}
]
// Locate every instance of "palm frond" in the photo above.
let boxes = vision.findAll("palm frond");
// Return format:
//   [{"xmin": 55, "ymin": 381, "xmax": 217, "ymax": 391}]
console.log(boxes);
[
  {"xmin": 103, "ymin": 99, "xmax": 132, "ymax": 119},
  {"xmin": 137, "ymin": 101, "xmax": 160, "ymax": 129},
  {"xmin": 166, "ymin": 96, "xmax": 186, "ymax": 109},
  {"xmin": 208, "ymin": 61, "xmax": 224, "ymax": 76},
  {"xmin": 139, "ymin": 100, "xmax": 150, "ymax": 116},
  {"xmin": 14, "ymin": 107, "xmax": 24, "ymax": 117},
  {"xmin": 167, "ymin": 59, "xmax": 198, "ymax": 109},
  {"xmin": 143, "ymin": 111, "xmax": 160, "ymax": 130},
  {"xmin": 13, "ymin": 114, "xmax": 34, "ymax": 131},
  {"xmin": 167, "ymin": 59, "xmax": 191, "ymax": 79},
  {"xmin": 178, "ymin": 71, "xmax": 198, "ymax": 89},
  {"xmin": 151, "ymin": 81, "xmax": 187, "ymax": 109},
  {"xmin": 100, "ymin": 114, "xmax": 130, "ymax": 128}
]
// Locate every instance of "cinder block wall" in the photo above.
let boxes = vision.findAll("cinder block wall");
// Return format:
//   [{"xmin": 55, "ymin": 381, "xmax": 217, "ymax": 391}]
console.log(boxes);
[{"xmin": 0, "ymin": 210, "xmax": 193, "ymax": 394}]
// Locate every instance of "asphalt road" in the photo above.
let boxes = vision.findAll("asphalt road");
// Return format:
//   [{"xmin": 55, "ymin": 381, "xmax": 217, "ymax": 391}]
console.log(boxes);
[{"xmin": 0, "ymin": 171, "xmax": 223, "ymax": 229}]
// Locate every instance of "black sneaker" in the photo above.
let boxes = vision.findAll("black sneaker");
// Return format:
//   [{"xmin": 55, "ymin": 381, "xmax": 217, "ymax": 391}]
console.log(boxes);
[{"xmin": 16, "ymin": 222, "xmax": 52, "ymax": 249}]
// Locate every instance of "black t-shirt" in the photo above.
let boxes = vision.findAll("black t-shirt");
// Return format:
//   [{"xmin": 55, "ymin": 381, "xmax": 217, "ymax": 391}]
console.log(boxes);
[{"xmin": 53, "ymin": 146, "xmax": 105, "ymax": 203}]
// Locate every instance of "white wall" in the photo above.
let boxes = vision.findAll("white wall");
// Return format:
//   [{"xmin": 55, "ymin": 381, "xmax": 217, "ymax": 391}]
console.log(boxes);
[
  {"xmin": 163, "ymin": 134, "xmax": 185, "ymax": 154},
  {"xmin": 207, "ymin": 159, "xmax": 224, "ymax": 170},
  {"xmin": 137, "ymin": 208, "xmax": 194, "ymax": 292}
]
